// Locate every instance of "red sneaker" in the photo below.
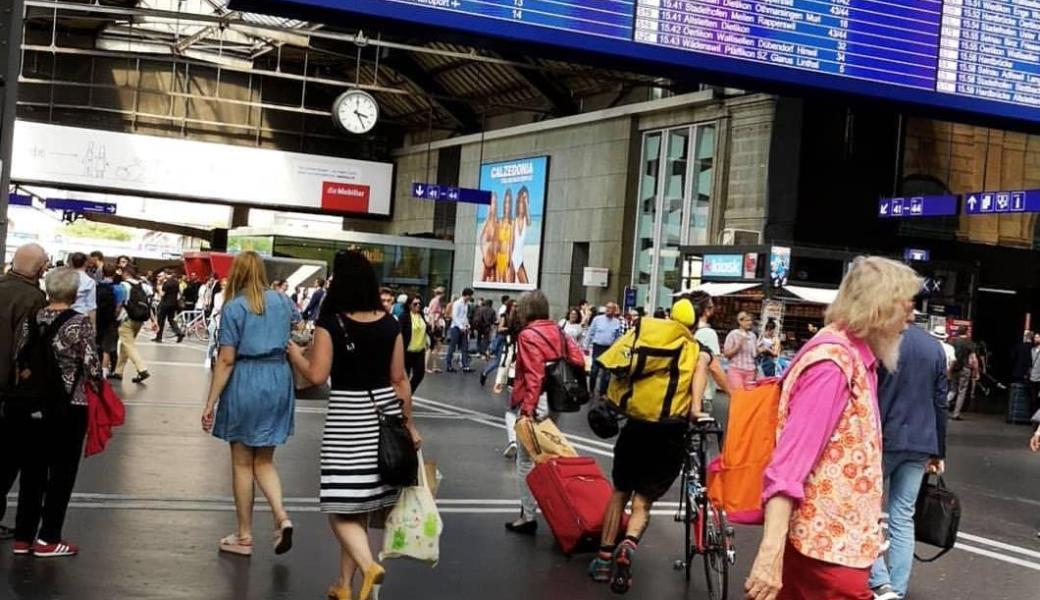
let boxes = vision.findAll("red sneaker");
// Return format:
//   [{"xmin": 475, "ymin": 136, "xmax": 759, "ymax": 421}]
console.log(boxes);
[
  {"xmin": 12, "ymin": 541, "xmax": 32, "ymax": 555},
  {"xmin": 33, "ymin": 540, "xmax": 78, "ymax": 558}
]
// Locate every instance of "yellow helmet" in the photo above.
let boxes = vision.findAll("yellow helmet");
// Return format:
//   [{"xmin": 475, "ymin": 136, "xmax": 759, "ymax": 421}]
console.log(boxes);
[{"xmin": 671, "ymin": 298, "xmax": 696, "ymax": 328}]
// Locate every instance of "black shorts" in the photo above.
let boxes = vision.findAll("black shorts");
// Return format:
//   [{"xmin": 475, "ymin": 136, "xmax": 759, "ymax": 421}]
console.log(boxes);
[
  {"xmin": 99, "ymin": 327, "xmax": 119, "ymax": 355},
  {"xmin": 612, "ymin": 419, "xmax": 687, "ymax": 502}
]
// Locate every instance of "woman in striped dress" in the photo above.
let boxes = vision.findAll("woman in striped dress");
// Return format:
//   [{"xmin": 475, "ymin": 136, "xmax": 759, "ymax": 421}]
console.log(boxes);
[{"xmin": 289, "ymin": 250, "xmax": 422, "ymax": 600}]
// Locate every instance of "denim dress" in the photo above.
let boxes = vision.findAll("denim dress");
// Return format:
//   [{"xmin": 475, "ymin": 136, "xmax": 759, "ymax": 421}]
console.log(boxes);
[{"xmin": 212, "ymin": 291, "xmax": 297, "ymax": 447}]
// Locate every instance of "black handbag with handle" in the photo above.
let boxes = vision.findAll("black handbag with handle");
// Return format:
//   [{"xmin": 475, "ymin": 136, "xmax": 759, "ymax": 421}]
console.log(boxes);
[
  {"xmin": 913, "ymin": 473, "xmax": 961, "ymax": 562},
  {"xmin": 530, "ymin": 328, "xmax": 590, "ymax": 413},
  {"xmin": 369, "ymin": 392, "xmax": 419, "ymax": 487}
]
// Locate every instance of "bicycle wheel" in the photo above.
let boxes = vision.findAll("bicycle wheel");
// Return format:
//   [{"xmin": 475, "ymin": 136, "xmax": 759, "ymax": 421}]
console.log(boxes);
[{"xmin": 702, "ymin": 503, "xmax": 729, "ymax": 600}]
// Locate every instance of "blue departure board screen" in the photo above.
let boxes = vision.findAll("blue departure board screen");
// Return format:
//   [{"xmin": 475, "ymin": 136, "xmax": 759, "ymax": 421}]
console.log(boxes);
[{"xmin": 237, "ymin": 0, "xmax": 1040, "ymax": 125}]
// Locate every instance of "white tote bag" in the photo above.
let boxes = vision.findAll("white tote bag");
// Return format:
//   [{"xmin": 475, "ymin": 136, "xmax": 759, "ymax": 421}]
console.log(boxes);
[{"xmin": 380, "ymin": 450, "xmax": 443, "ymax": 565}]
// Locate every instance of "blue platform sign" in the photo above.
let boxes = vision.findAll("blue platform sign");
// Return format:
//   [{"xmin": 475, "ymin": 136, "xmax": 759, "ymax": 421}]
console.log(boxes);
[
  {"xmin": 412, "ymin": 182, "xmax": 490, "ymax": 205},
  {"xmin": 8, "ymin": 193, "xmax": 32, "ymax": 207},
  {"xmin": 964, "ymin": 190, "xmax": 1040, "ymax": 215},
  {"xmin": 904, "ymin": 248, "xmax": 930, "ymax": 263},
  {"xmin": 878, "ymin": 195, "xmax": 958, "ymax": 219},
  {"xmin": 43, "ymin": 198, "xmax": 117, "ymax": 215}
]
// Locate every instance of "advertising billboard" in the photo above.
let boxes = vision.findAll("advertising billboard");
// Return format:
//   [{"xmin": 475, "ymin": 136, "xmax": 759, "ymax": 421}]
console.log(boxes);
[
  {"xmin": 12, "ymin": 121, "xmax": 394, "ymax": 216},
  {"xmin": 702, "ymin": 254, "xmax": 743, "ymax": 279},
  {"xmin": 473, "ymin": 156, "xmax": 549, "ymax": 291}
]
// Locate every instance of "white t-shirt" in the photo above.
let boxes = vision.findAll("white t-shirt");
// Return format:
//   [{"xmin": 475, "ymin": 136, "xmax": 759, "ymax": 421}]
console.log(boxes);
[{"xmin": 695, "ymin": 325, "xmax": 722, "ymax": 400}]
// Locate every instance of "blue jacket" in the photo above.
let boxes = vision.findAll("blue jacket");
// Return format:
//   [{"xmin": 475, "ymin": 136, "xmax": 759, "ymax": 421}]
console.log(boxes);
[{"xmin": 877, "ymin": 325, "xmax": 949, "ymax": 458}]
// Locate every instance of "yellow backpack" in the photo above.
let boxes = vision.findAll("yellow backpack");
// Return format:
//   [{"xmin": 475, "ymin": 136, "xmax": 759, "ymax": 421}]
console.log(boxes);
[{"xmin": 596, "ymin": 318, "xmax": 700, "ymax": 423}]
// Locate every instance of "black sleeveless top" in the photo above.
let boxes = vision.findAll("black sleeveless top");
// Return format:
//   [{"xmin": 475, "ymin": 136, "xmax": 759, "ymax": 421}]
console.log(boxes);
[{"xmin": 317, "ymin": 312, "xmax": 400, "ymax": 391}]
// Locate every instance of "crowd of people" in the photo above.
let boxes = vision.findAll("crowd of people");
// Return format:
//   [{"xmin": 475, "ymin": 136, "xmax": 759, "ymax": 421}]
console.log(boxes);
[{"xmin": 1, "ymin": 242, "xmax": 1039, "ymax": 600}]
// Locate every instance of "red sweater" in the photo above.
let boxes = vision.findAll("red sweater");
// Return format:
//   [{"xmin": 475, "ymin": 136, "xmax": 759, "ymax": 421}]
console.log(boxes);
[{"xmin": 510, "ymin": 320, "xmax": 586, "ymax": 415}]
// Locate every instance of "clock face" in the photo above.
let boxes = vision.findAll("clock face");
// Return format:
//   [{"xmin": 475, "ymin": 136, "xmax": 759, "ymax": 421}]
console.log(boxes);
[{"xmin": 333, "ymin": 91, "xmax": 379, "ymax": 134}]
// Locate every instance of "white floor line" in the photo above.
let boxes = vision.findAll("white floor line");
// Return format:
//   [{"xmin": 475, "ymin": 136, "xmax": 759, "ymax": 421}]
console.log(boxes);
[
  {"xmin": 136, "ymin": 342, "xmax": 208, "ymax": 352},
  {"xmin": 413, "ymin": 395, "xmax": 616, "ymax": 450},
  {"xmin": 958, "ymin": 532, "xmax": 1040, "ymax": 560},
  {"xmin": 119, "ymin": 401, "xmax": 449, "ymax": 419},
  {"xmin": 954, "ymin": 542, "xmax": 1040, "ymax": 572}
]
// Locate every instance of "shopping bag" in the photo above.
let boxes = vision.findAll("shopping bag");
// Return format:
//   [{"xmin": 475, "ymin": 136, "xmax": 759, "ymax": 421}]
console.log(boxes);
[
  {"xmin": 913, "ymin": 474, "xmax": 961, "ymax": 562},
  {"xmin": 424, "ymin": 459, "xmax": 442, "ymax": 498},
  {"xmin": 514, "ymin": 416, "xmax": 578, "ymax": 463},
  {"xmin": 380, "ymin": 450, "xmax": 443, "ymax": 565}
]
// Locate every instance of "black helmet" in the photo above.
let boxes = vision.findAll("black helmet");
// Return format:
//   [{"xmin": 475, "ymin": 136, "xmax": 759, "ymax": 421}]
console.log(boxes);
[{"xmin": 587, "ymin": 402, "xmax": 623, "ymax": 439}]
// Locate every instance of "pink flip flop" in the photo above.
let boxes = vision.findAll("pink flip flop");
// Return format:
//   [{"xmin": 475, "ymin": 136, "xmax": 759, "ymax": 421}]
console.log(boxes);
[{"xmin": 219, "ymin": 534, "xmax": 253, "ymax": 556}]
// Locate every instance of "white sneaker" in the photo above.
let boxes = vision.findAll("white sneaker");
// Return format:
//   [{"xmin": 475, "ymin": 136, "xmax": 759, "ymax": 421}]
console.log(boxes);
[
  {"xmin": 872, "ymin": 584, "xmax": 900, "ymax": 600},
  {"xmin": 503, "ymin": 442, "xmax": 517, "ymax": 459}
]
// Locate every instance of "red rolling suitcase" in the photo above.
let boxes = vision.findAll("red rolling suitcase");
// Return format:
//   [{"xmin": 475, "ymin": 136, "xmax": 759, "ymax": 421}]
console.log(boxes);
[{"xmin": 526, "ymin": 456, "xmax": 624, "ymax": 554}]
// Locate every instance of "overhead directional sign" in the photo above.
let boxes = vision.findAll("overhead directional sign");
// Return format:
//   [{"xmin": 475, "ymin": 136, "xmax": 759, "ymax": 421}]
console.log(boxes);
[
  {"xmin": 964, "ymin": 190, "xmax": 1040, "ymax": 215},
  {"xmin": 235, "ymin": 0, "xmax": 1040, "ymax": 126},
  {"xmin": 43, "ymin": 198, "xmax": 117, "ymax": 215},
  {"xmin": 8, "ymin": 193, "xmax": 32, "ymax": 207},
  {"xmin": 878, "ymin": 195, "xmax": 957, "ymax": 219},
  {"xmin": 411, "ymin": 182, "xmax": 491, "ymax": 205}
]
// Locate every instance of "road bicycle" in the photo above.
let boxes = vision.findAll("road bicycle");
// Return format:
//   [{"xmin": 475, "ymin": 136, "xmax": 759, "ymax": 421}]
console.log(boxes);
[{"xmin": 673, "ymin": 418, "xmax": 736, "ymax": 600}]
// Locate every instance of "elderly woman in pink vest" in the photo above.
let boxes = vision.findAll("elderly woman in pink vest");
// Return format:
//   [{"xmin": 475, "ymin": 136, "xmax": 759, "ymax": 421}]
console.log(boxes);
[{"xmin": 745, "ymin": 256, "xmax": 922, "ymax": 600}]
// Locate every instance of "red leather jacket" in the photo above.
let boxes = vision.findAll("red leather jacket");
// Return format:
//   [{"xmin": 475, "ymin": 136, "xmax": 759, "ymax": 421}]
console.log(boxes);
[{"xmin": 510, "ymin": 319, "xmax": 586, "ymax": 415}]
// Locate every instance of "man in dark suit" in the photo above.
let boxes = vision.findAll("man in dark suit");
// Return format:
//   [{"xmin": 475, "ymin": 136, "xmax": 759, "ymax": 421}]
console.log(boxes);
[{"xmin": 0, "ymin": 244, "xmax": 49, "ymax": 539}]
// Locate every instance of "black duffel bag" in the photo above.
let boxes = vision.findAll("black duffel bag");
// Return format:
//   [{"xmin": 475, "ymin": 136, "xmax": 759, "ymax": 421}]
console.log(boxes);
[{"xmin": 913, "ymin": 473, "xmax": 961, "ymax": 562}]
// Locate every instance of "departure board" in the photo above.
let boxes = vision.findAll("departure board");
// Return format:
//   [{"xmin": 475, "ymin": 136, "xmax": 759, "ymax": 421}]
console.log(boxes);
[{"xmin": 233, "ymin": 0, "xmax": 1040, "ymax": 125}]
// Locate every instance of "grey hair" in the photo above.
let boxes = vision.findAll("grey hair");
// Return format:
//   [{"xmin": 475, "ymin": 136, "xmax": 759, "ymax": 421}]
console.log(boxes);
[{"xmin": 45, "ymin": 267, "xmax": 81, "ymax": 305}]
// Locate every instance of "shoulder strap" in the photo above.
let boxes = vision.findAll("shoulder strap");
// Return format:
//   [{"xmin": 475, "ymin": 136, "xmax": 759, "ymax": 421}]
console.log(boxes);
[{"xmin": 524, "ymin": 328, "xmax": 565, "ymax": 359}]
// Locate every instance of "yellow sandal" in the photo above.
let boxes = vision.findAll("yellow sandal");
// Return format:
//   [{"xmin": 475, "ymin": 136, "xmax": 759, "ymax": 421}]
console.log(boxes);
[{"xmin": 327, "ymin": 585, "xmax": 351, "ymax": 600}]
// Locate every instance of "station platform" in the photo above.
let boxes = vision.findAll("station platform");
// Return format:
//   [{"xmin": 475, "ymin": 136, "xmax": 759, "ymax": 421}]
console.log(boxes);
[{"xmin": 2, "ymin": 340, "xmax": 1038, "ymax": 599}]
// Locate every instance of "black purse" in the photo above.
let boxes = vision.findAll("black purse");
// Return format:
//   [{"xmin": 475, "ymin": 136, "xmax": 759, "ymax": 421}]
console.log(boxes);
[
  {"xmin": 368, "ymin": 391, "xmax": 418, "ymax": 488},
  {"xmin": 336, "ymin": 315, "xmax": 417, "ymax": 487},
  {"xmin": 531, "ymin": 328, "xmax": 590, "ymax": 413},
  {"xmin": 913, "ymin": 474, "xmax": 961, "ymax": 562}
]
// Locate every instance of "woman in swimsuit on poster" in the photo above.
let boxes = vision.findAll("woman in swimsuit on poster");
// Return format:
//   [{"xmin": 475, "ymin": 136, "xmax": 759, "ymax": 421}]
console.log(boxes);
[
  {"xmin": 497, "ymin": 190, "xmax": 515, "ymax": 283},
  {"xmin": 512, "ymin": 186, "xmax": 531, "ymax": 285},
  {"xmin": 480, "ymin": 192, "xmax": 499, "ymax": 283}
]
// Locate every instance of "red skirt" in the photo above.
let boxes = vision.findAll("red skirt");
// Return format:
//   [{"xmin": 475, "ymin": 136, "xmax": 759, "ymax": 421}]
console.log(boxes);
[{"xmin": 778, "ymin": 541, "xmax": 871, "ymax": 600}]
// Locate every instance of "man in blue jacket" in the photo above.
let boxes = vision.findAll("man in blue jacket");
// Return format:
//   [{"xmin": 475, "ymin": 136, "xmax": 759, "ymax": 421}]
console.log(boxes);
[{"xmin": 869, "ymin": 324, "xmax": 949, "ymax": 600}]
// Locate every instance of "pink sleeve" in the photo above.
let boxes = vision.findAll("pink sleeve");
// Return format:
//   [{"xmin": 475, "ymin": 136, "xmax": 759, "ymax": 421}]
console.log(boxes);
[{"xmin": 762, "ymin": 361, "xmax": 850, "ymax": 505}]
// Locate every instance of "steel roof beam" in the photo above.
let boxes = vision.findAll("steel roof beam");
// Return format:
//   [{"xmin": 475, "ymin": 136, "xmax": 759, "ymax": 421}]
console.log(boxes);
[
  {"xmin": 383, "ymin": 50, "xmax": 482, "ymax": 134},
  {"xmin": 497, "ymin": 53, "xmax": 578, "ymax": 116}
]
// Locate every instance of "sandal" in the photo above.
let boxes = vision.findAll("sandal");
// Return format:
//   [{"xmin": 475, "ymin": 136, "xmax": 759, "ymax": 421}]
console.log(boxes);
[
  {"xmin": 327, "ymin": 585, "xmax": 352, "ymax": 600},
  {"xmin": 274, "ymin": 519, "xmax": 294, "ymax": 555},
  {"xmin": 219, "ymin": 533, "xmax": 253, "ymax": 556}
]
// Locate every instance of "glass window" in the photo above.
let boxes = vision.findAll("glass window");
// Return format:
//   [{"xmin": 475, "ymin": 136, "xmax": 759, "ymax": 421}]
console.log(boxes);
[
  {"xmin": 631, "ymin": 122, "xmax": 717, "ymax": 310},
  {"xmin": 634, "ymin": 132, "xmax": 662, "ymax": 309},
  {"xmin": 689, "ymin": 124, "xmax": 716, "ymax": 246}
]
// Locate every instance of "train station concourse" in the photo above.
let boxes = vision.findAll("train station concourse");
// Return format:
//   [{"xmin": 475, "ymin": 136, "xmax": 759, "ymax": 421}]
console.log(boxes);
[{"xmin": 0, "ymin": 1, "xmax": 1039, "ymax": 599}]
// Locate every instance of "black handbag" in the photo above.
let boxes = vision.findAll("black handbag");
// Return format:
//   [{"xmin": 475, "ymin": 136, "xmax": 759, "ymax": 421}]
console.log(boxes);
[
  {"xmin": 531, "ymin": 328, "xmax": 589, "ymax": 413},
  {"xmin": 336, "ymin": 315, "xmax": 417, "ymax": 487},
  {"xmin": 913, "ymin": 474, "xmax": 961, "ymax": 562},
  {"xmin": 368, "ymin": 391, "xmax": 418, "ymax": 488}
]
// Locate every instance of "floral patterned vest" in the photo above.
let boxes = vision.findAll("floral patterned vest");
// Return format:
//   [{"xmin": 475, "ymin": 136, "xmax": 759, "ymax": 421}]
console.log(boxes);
[{"xmin": 776, "ymin": 326, "xmax": 882, "ymax": 569}]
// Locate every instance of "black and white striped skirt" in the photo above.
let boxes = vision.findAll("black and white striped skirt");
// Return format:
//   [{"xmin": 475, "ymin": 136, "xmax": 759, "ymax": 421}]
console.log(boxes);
[{"xmin": 320, "ymin": 387, "xmax": 403, "ymax": 514}]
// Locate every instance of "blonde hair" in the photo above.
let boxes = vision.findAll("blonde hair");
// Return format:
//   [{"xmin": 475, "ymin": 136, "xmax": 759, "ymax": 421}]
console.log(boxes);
[
  {"xmin": 225, "ymin": 251, "xmax": 269, "ymax": 315},
  {"xmin": 826, "ymin": 256, "xmax": 922, "ymax": 341}
]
